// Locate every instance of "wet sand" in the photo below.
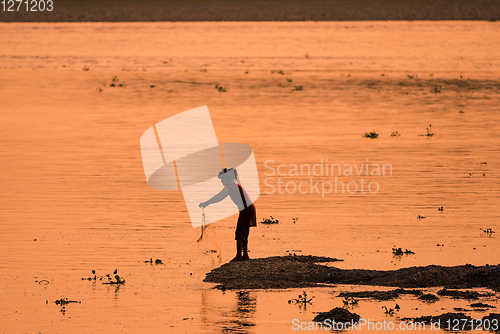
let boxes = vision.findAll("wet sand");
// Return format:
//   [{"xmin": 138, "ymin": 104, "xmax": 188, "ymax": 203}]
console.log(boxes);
[
  {"xmin": 1, "ymin": 0, "xmax": 499, "ymax": 22},
  {"xmin": 204, "ymin": 255, "xmax": 500, "ymax": 291}
]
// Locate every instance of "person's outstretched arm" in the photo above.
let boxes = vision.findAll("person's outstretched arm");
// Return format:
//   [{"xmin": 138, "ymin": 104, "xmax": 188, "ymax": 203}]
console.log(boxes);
[{"xmin": 199, "ymin": 187, "xmax": 229, "ymax": 208}]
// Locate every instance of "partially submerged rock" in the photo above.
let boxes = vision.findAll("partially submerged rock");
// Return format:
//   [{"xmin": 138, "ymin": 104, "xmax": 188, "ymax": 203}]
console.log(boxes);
[
  {"xmin": 417, "ymin": 293, "xmax": 439, "ymax": 301},
  {"xmin": 313, "ymin": 307, "xmax": 360, "ymax": 323},
  {"xmin": 393, "ymin": 288, "xmax": 424, "ymax": 296},
  {"xmin": 471, "ymin": 303, "xmax": 496, "ymax": 309},
  {"xmin": 204, "ymin": 255, "xmax": 500, "ymax": 291},
  {"xmin": 438, "ymin": 288, "xmax": 494, "ymax": 300},
  {"xmin": 338, "ymin": 290, "xmax": 400, "ymax": 301},
  {"xmin": 204, "ymin": 255, "xmax": 342, "ymax": 290}
]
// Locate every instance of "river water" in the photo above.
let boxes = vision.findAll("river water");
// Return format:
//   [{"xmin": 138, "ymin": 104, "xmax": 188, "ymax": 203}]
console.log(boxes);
[{"xmin": 0, "ymin": 21, "xmax": 499, "ymax": 333}]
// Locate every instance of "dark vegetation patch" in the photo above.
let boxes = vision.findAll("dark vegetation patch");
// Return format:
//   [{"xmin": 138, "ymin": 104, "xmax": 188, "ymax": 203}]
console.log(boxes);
[
  {"xmin": 313, "ymin": 307, "xmax": 360, "ymax": 323},
  {"xmin": 204, "ymin": 256, "xmax": 500, "ymax": 291}
]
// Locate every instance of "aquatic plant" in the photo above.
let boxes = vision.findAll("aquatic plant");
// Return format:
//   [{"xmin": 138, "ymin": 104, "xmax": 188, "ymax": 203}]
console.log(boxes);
[
  {"xmin": 55, "ymin": 298, "xmax": 80, "ymax": 314},
  {"xmin": 271, "ymin": 69, "xmax": 285, "ymax": 75},
  {"xmin": 292, "ymin": 85, "xmax": 304, "ymax": 91},
  {"xmin": 392, "ymin": 247, "xmax": 414, "ymax": 256},
  {"xmin": 419, "ymin": 124, "xmax": 435, "ymax": 137},
  {"xmin": 288, "ymin": 291, "xmax": 314, "ymax": 308},
  {"xmin": 390, "ymin": 131, "xmax": 401, "ymax": 137},
  {"xmin": 383, "ymin": 304, "xmax": 400, "ymax": 315},
  {"xmin": 426, "ymin": 124, "xmax": 435, "ymax": 136},
  {"xmin": 215, "ymin": 84, "xmax": 226, "ymax": 92},
  {"xmin": 144, "ymin": 258, "xmax": 163, "ymax": 264},
  {"xmin": 55, "ymin": 298, "xmax": 80, "ymax": 306},
  {"xmin": 407, "ymin": 74, "xmax": 417, "ymax": 79},
  {"xmin": 342, "ymin": 296, "xmax": 359, "ymax": 306},
  {"xmin": 364, "ymin": 131, "xmax": 378, "ymax": 138},
  {"xmin": 286, "ymin": 78, "xmax": 293, "ymax": 83},
  {"xmin": 103, "ymin": 269, "xmax": 125, "ymax": 285},
  {"xmin": 109, "ymin": 76, "xmax": 126, "ymax": 87},
  {"xmin": 82, "ymin": 269, "xmax": 125, "ymax": 284},
  {"xmin": 260, "ymin": 216, "xmax": 279, "ymax": 225},
  {"xmin": 482, "ymin": 228, "xmax": 495, "ymax": 235}
]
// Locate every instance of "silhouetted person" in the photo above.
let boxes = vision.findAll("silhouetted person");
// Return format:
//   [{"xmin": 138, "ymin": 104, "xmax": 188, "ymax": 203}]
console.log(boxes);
[{"xmin": 199, "ymin": 168, "xmax": 256, "ymax": 261}]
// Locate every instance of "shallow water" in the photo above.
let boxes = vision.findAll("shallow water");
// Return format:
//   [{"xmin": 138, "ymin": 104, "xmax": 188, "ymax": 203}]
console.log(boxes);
[{"xmin": 0, "ymin": 21, "xmax": 499, "ymax": 333}]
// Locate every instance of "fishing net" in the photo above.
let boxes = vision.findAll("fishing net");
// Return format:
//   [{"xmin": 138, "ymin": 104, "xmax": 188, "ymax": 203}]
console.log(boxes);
[{"xmin": 197, "ymin": 208, "xmax": 222, "ymax": 263}]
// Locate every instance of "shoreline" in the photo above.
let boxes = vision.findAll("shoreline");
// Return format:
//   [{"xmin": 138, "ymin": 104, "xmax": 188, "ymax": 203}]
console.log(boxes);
[{"xmin": 204, "ymin": 255, "xmax": 500, "ymax": 291}]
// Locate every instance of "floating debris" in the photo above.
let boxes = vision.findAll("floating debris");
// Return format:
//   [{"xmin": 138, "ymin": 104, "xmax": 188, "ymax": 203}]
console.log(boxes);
[
  {"xmin": 417, "ymin": 215, "xmax": 426, "ymax": 219},
  {"xmin": 390, "ymin": 131, "xmax": 401, "ymax": 136},
  {"xmin": 215, "ymin": 84, "xmax": 226, "ymax": 92},
  {"xmin": 292, "ymin": 85, "xmax": 304, "ymax": 91},
  {"xmin": 392, "ymin": 247, "xmax": 415, "ymax": 256},
  {"xmin": 438, "ymin": 206, "xmax": 444, "ymax": 211},
  {"xmin": 260, "ymin": 216, "xmax": 279, "ymax": 225},
  {"xmin": 364, "ymin": 131, "xmax": 378, "ymax": 138}
]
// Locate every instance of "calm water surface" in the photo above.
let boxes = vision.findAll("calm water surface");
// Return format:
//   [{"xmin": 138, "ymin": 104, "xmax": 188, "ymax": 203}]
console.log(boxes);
[{"xmin": 0, "ymin": 21, "xmax": 499, "ymax": 333}]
